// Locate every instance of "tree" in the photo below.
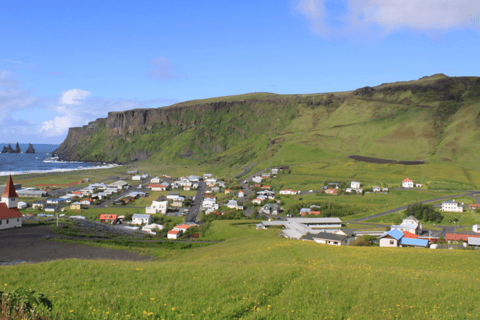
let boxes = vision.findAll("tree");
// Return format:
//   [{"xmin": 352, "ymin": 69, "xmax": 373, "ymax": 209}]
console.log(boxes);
[{"xmin": 351, "ymin": 235, "xmax": 377, "ymax": 246}]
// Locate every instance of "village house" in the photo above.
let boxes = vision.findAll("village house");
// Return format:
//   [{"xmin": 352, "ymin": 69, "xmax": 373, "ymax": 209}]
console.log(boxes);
[
  {"xmin": 149, "ymin": 184, "xmax": 168, "ymax": 191},
  {"xmin": 391, "ymin": 216, "xmax": 422, "ymax": 235},
  {"xmin": 16, "ymin": 201, "xmax": 26, "ymax": 210},
  {"xmin": 402, "ymin": 178, "xmax": 414, "ymax": 188},
  {"xmin": 173, "ymin": 224, "xmax": 193, "ymax": 233},
  {"xmin": 251, "ymin": 176, "xmax": 263, "ymax": 184},
  {"xmin": 224, "ymin": 189, "xmax": 232, "ymax": 195},
  {"xmin": 379, "ymin": 229, "xmax": 404, "ymax": 247},
  {"xmin": 325, "ymin": 188, "xmax": 338, "ymax": 195},
  {"xmin": 303, "ymin": 229, "xmax": 355, "ymax": 246},
  {"xmin": 142, "ymin": 223, "xmax": 164, "ymax": 234},
  {"xmin": 262, "ymin": 173, "xmax": 271, "ymax": 179},
  {"xmin": 0, "ymin": 175, "xmax": 22, "ymax": 230},
  {"xmin": 132, "ymin": 214, "xmax": 152, "ymax": 225},
  {"xmin": 146, "ymin": 200, "xmax": 168, "ymax": 214},
  {"xmin": 171, "ymin": 197, "xmax": 185, "ymax": 208},
  {"xmin": 279, "ymin": 189, "xmax": 298, "ymax": 195},
  {"xmin": 238, "ymin": 191, "xmax": 245, "ymax": 198},
  {"xmin": 32, "ymin": 201, "xmax": 46, "ymax": 210},
  {"xmin": 442, "ymin": 199, "xmax": 463, "ymax": 212},
  {"xmin": 167, "ymin": 230, "xmax": 181, "ymax": 239},
  {"xmin": 469, "ymin": 204, "xmax": 480, "ymax": 210},
  {"xmin": 150, "ymin": 176, "xmax": 162, "ymax": 184},
  {"xmin": 271, "ymin": 168, "xmax": 279, "ymax": 174},
  {"xmin": 99, "ymin": 214, "xmax": 117, "ymax": 224},
  {"xmin": 473, "ymin": 224, "xmax": 480, "ymax": 233},
  {"xmin": 372, "ymin": 186, "xmax": 381, "ymax": 192},
  {"xmin": 44, "ymin": 205, "xmax": 58, "ymax": 212},
  {"xmin": 259, "ymin": 203, "xmax": 281, "ymax": 215},
  {"xmin": 351, "ymin": 181, "xmax": 361, "ymax": 189},
  {"xmin": 70, "ymin": 202, "xmax": 83, "ymax": 210}
]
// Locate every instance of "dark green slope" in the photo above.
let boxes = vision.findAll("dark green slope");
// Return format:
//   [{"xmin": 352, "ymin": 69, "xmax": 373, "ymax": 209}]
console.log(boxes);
[{"xmin": 55, "ymin": 75, "xmax": 480, "ymax": 171}]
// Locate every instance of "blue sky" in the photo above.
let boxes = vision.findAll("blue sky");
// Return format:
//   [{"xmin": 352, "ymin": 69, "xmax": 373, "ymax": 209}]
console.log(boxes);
[{"xmin": 1, "ymin": 0, "xmax": 480, "ymax": 143}]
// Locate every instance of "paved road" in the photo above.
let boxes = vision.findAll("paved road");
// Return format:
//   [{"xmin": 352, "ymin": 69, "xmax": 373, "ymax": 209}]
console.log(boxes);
[
  {"xmin": 352, "ymin": 191, "xmax": 479, "ymax": 222},
  {"xmin": 184, "ymin": 181, "xmax": 206, "ymax": 223}
]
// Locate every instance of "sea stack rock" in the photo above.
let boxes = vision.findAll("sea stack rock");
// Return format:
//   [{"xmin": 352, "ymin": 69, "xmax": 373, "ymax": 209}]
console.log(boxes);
[
  {"xmin": 1, "ymin": 144, "xmax": 14, "ymax": 153},
  {"xmin": 15, "ymin": 142, "xmax": 21, "ymax": 153},
  {"xmin": 26, "ymin": 143, "xmax": 36, "ymax": 154}
]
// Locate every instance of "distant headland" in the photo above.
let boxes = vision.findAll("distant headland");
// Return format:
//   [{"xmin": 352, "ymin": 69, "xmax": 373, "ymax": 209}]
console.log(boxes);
[{"xmin": 1, "ymin": 143, "xmax": 35, "ymax": 154}]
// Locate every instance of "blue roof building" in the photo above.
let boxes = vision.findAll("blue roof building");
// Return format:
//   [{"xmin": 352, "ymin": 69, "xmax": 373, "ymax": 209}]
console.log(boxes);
[{"xmin": 399, "ymin": 237, "xmax": 429, "ymax": 248}]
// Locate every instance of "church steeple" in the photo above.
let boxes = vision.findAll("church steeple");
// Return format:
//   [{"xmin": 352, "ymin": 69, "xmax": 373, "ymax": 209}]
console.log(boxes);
[{"xmin": 2, "ymin": 175, "xmax": 18, "ymax": 209}]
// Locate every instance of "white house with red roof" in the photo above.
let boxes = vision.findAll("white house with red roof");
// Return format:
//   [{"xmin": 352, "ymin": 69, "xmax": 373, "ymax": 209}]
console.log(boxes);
[
  {"xmin": 402, "ymin": 178, "xmax": 414, "ymax": 188},
  {"xmin": 279, "ymin": 189, "xmax": 298, "ymax": 195},
  {"xmin": 167, "ymin": 230, "xmax": 180, "ymax": 239},
  {"xmin": 149, "ymin": 184, "xmax": 167, "ymax": 191},
  {"xmin": 0, "ymin": 175, "xmax": 22, "ymax": 230}
]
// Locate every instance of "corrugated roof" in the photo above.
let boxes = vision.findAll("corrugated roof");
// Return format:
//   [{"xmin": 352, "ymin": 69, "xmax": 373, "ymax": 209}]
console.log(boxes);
[
  {"xmin": 282, "ymin": 229, "xmax": 305, "ymax": 240},
  {"xmin": 468, "ymin": 237, "xmax": 480, "ymax": 246},
  {"xmin": 400, "ymin": 237, "xmax": 429, "ymax": 247},
  {"xmin": 132, "ymin": 214, "xmax": 151, "ymax": 219},
  {"xmin": 311, "ymin": 232, "xmax": 346, "ymax": 242},
  {"xmin": 380, "ymin": 229, "xmax": 404, "ymax": 240},
  {"xmin": 286, "ymin": 217, "xmax": 342, "ymax": 224}
]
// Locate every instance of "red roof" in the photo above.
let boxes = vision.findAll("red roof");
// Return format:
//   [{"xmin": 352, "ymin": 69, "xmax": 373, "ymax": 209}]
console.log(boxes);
[
  {"xmin": 168, "ymin": 230, "xmax": 179, "ymax": 234},
  {"xmin": 99, "ymin": 214, "xmax": 117, "ymax": 220},
  {"xmin": 262, "ymin": 186, "xmax": 271, "ymax": 189},
  {"xmin": 149, "ymin": 184, "xmax": 166, "ymax": 188},
  {"xmin": 403, "ymin": 178, "xmax": 413, "ymax": 182},
  {"xmin": 0, "ymin": 203, "xmax": 21, "ymax": 219},
  {"xmin": 2, "ymin": 175, "xmax": 18, "ymax": 198},
  {"xmin": 402, "ymin": 231, "xmax": 418, "ymax": 239},
  {"xmin": 205, "ymin": 195, "xmax": 216, "ymax": 199},
  {"xmin": 469, "ymin": 204, "xmax": 480, "ymax": 208},
  {"xmin": 445, "ymin": 233, "xmax": 480, "ymax": 241},
  {"xmin": 175, "ymin": 224, "xmax": 191, "ymax": 229}
]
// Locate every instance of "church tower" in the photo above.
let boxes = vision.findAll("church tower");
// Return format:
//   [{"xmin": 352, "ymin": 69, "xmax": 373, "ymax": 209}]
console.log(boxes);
[{"xmin": 1, "ymin": 175, "xmax": 18, "ymax": 210}]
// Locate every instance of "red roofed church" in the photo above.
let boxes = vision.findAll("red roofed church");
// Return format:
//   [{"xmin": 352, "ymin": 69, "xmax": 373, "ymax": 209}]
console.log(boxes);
[{"xmin": 0, "ymin": 175, "xmax": 22, "ymax": 230}]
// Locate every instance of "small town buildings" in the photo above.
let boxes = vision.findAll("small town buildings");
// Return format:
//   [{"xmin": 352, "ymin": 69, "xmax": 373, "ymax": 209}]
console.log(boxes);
[
  {"xmin": 44, "ymin": 205, "xmax": 58, "ymax": 212},
  {"xmin": 251, "ymin": 176, "xmax": 263, "ymax": 184},
  {"xmin": 32, "ymin": 201, "xmax": 45, "ymax": 210},
  {"xmin": 402, "ymin": 178, "xmax": 414, "ymax": 188},
  {"xmin": 372, "ymin": 186, "xmax": 381, "ymax": 192},
  {"xmin": 173, "ymin": 224, "xmax": 192, "ymax": 232},
  {"xmin": 469, "ymin": 204, "xmax": 480, "ymax": 210},
  {"xmin": 149, "ymin": 184, "xmax": 167, "ymax": 191},
  {"xmin": 107, "ymin": 180, "xmax": 129, "ymax": 190},
  {"xmin": 285, "ymin": 217, "xmax": 342, "ymax": 229},
  {"xmin": 391, "ymin": 216, "xmax": 422, "ymax": 235},
  {"xmin": 382, "ymin": 187, "xmax": 389, "ymax": 192},
  {"xmin": 238, "ymin": 191, "xmax": 245, "ymax": 198},
  {"xmin": 442, "ymin": 199, "xmax": 463, "ymax": 212},
  {"xmin": 259, "ymin": 203, "xmax": 281, "ymax": 215},
  {"xmin": 325, "ymin": 188, "xmax": 338, "ymax": 195},
  {"xmin": 166, "ymin": 194, "xmax": 181, "ymax": 200},
  {"xmin": 150, "ymin": 176, "xmax": 162, "ymax": 184},
  {"xmin": 262, "ymin": 173, "xmax": 271, "ymax": 179},
  {"xmin": 304, "ymin": 229, "xmax": 354, "ymax": 246},
  {"xmin": 0, "ymin": 176, "xmax": 22, "ymax": 230},
  {"xmin": 132, "ymin": 214, "xmax": 152, "ymax": 225},
  {"xmin": 399, "ymin": 237, "xmax": 429, "ymax": 248},
  {"xmin": 279, "ymin": 189, "xmax": 298, "ymax": 195},
  {"xmin": 351, "ymin": 181, "xmax": 361, "ymax": 189},
  {"xmin": 224, "ymin": 189, "xmax": 232, "ymax": 195},
  {"xmin": 444, "ymin": 233, "xmax": 471, "ymax": 243},
  {"xmin": 132, "ymin": 175, "xmax": 143, "ymax": 181},
  {"xmin": 473, "ymin": 224, "xmax": 480, "ymax": 233},
  {"xmin": 468, "ymin": 237, "xmax": 480, "ymax": 247},
  {"xmin": 17, "ymin": 202, "xmax": 27, "ymax": 210},
  {"xmin": 167, "ymin": 230, "xmax": 181, "ymax": 239},
  {"xmin": 146, "ymin": 200, "xmax": 168, "ymax": 214},
  {"xmin": 415, "ymin": 183, "xmax": 423, "ymax": 188},
  {"xmin": 379, "ymin": 229, "xmax": 404, "ymax": 247},
  {"xmin": 99, "ymin": 214, "xmax": 117, "ymax": 223},
  {"xmin": 70, "ymin": 202, "xmax": 83, "ymax": 210},
  {"xmin": 142, "ymin": 223, "xmax": 164, "ymax": 234},
  {"xmin": 171, "ymin": 197, "xmax": 185, "ymax": 208},
  {"xmin": 271, "ymin": 168, "xmax": 279, "ymax": 174}
]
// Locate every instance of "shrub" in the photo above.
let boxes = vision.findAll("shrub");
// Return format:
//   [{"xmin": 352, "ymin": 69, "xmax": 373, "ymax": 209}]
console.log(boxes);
[{"xmin": 0, "ymin": 288, "xmax": 59, "ymax": 320}]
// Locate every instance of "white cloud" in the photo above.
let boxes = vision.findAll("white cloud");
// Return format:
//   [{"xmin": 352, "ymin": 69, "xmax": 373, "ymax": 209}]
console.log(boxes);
[
  {"xmin": 293, "ymin": 0, "xmax": 480, "ymax": 38},
  {"xmin": 0, "ymin": 69, "xmax": 176, "ymax": 143},
  {"xmin": 59, "ymin": 88, "xmax": 91, "ymax": 105},
  {"xmin": 147, "ymin": 57, "xmax": 184, "ymax": 81}
]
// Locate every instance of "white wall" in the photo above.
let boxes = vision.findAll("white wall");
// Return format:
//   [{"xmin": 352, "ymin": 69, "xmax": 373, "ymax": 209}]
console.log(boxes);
[
  {"xmin": 0, "ymin": 217, "xmax": 22, "ymax": 230},
  {"xmin": 380, "ymin": 238, "xmax": 398, "ymax": 247}
]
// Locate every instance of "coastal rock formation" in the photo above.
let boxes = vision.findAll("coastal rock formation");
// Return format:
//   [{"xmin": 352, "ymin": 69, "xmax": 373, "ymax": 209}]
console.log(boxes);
[
  {"xmin": 15, "ymin": 142, "xmax": 21, "ymax": 153},
  {"xmin": 26, "ymin": 143, "xmax": 36, "ymax": 154},
  {"xmin": 1, "ymin": 144, "xmax": 14, "ymax": 153}
]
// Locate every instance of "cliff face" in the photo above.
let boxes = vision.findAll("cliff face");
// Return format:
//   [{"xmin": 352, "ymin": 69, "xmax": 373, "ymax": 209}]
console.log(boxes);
[{"xmin": 55, "ymin": 75, "xmax": 480, "ymax": 169}]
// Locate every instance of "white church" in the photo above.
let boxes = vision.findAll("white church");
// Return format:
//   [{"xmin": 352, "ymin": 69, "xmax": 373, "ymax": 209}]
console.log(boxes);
[{"xmin": 0, "ymin": 175, "xmax": 22, "ymax": 230}]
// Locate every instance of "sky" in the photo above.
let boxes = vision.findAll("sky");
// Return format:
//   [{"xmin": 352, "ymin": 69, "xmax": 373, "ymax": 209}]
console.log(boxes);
[{"xmin": 1, "ymin": 0, "xmax": 480, "ymax": 144}]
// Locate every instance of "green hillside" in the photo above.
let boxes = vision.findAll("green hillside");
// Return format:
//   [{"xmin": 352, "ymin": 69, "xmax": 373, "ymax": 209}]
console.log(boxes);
[
  {"xmin": 3, "ymin": 221, "xmax": 480, "ymax": 319},
  {"xmin": 55, "ymin": 75, "xmax": 480, "ymax": 175}
]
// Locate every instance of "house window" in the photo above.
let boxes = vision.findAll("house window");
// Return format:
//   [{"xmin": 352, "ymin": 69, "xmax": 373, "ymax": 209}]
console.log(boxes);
[
  {"xmin": 389, "ymin": 240, "xmax": 394, "ymax": 245},
  {"xmin": 6, "ymin": 219, "xmax": 9, "ymax": 224},
  {"xmin": 17, "ymin": 218, "xmax": 19, "ymax": 222}
]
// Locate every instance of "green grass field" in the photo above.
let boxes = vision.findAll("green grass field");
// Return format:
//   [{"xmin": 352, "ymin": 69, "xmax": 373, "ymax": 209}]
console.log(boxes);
[{"xmin": 2, "ymin": 221, "xmax": 480, "ymax": 319}]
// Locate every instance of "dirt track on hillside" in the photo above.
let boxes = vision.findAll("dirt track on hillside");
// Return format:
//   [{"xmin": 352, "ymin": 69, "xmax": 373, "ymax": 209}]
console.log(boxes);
[{"xmin": 0, "ymin": 225, "xmax": 152, "ymax": 264}]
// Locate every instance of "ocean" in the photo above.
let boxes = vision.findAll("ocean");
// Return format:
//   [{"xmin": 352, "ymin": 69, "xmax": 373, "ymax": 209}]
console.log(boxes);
[{"xmin": 0, "ymin": 143, "xmax": 119, "ymax": 176}]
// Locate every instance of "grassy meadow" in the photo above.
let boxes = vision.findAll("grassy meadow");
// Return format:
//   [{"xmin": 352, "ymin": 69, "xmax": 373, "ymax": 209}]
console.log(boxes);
[{"xmin": 2, "ymin": 221, "xmax": 480, "ymax": 319}]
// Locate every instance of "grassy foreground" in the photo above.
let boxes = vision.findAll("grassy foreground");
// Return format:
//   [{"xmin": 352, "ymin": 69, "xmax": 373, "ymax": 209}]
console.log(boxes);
[{"xmin": 2, "ymin": 221, "xmax": 480, "ymax": 319}]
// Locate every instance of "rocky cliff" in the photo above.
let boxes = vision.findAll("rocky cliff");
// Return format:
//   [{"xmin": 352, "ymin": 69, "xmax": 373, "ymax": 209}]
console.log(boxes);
[{"xmin": 55, "ymin": 75, "xmax": 480, "ymax": 170}]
